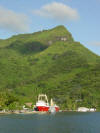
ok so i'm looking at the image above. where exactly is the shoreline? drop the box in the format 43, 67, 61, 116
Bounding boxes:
0, 109, 97, 115
0, 110, 48, 115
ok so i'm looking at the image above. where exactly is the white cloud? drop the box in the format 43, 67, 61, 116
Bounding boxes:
32, 2, 79, 22
0, 6, 30, 32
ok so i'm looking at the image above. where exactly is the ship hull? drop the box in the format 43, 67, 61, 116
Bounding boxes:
37, 106, 59, 112
55, 107, 59, 112
37, 106, 49, 111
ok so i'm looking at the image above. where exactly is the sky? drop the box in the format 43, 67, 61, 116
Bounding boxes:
0, 0, 100, 55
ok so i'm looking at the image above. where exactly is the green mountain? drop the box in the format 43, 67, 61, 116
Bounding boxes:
0, 25, 100, 110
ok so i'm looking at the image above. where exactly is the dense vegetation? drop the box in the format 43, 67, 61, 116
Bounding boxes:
0, 25, 100, 110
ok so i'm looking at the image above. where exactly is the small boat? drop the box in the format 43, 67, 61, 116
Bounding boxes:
49, 99, 59, 113
34, 94, 59, 112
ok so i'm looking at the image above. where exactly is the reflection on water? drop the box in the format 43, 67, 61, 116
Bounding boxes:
0, 112, 100, 133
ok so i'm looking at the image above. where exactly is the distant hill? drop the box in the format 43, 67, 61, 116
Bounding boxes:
0, 25, 100, 110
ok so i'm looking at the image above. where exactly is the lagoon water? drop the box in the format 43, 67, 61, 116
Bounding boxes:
0, 112, 100, 133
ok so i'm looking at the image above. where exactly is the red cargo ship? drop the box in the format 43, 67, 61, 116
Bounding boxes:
34, 94, 59, 112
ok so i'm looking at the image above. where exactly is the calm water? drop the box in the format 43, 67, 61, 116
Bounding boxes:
0, 112, 100, 133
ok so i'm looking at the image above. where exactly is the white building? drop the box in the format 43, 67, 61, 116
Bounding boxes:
77, 107, 96, 112
77, 107, 89, 112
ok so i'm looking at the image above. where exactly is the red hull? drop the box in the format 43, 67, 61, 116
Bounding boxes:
37, 106, 59, 112
37, 106, 49, 112
55, 107, 59, 112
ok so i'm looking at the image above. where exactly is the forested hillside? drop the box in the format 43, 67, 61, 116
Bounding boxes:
0, 25, 100, 110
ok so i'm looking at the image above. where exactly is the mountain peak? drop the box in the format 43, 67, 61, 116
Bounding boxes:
52, 25, 66, 30
47, 25, 74, 42
50, 25, 68, 32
